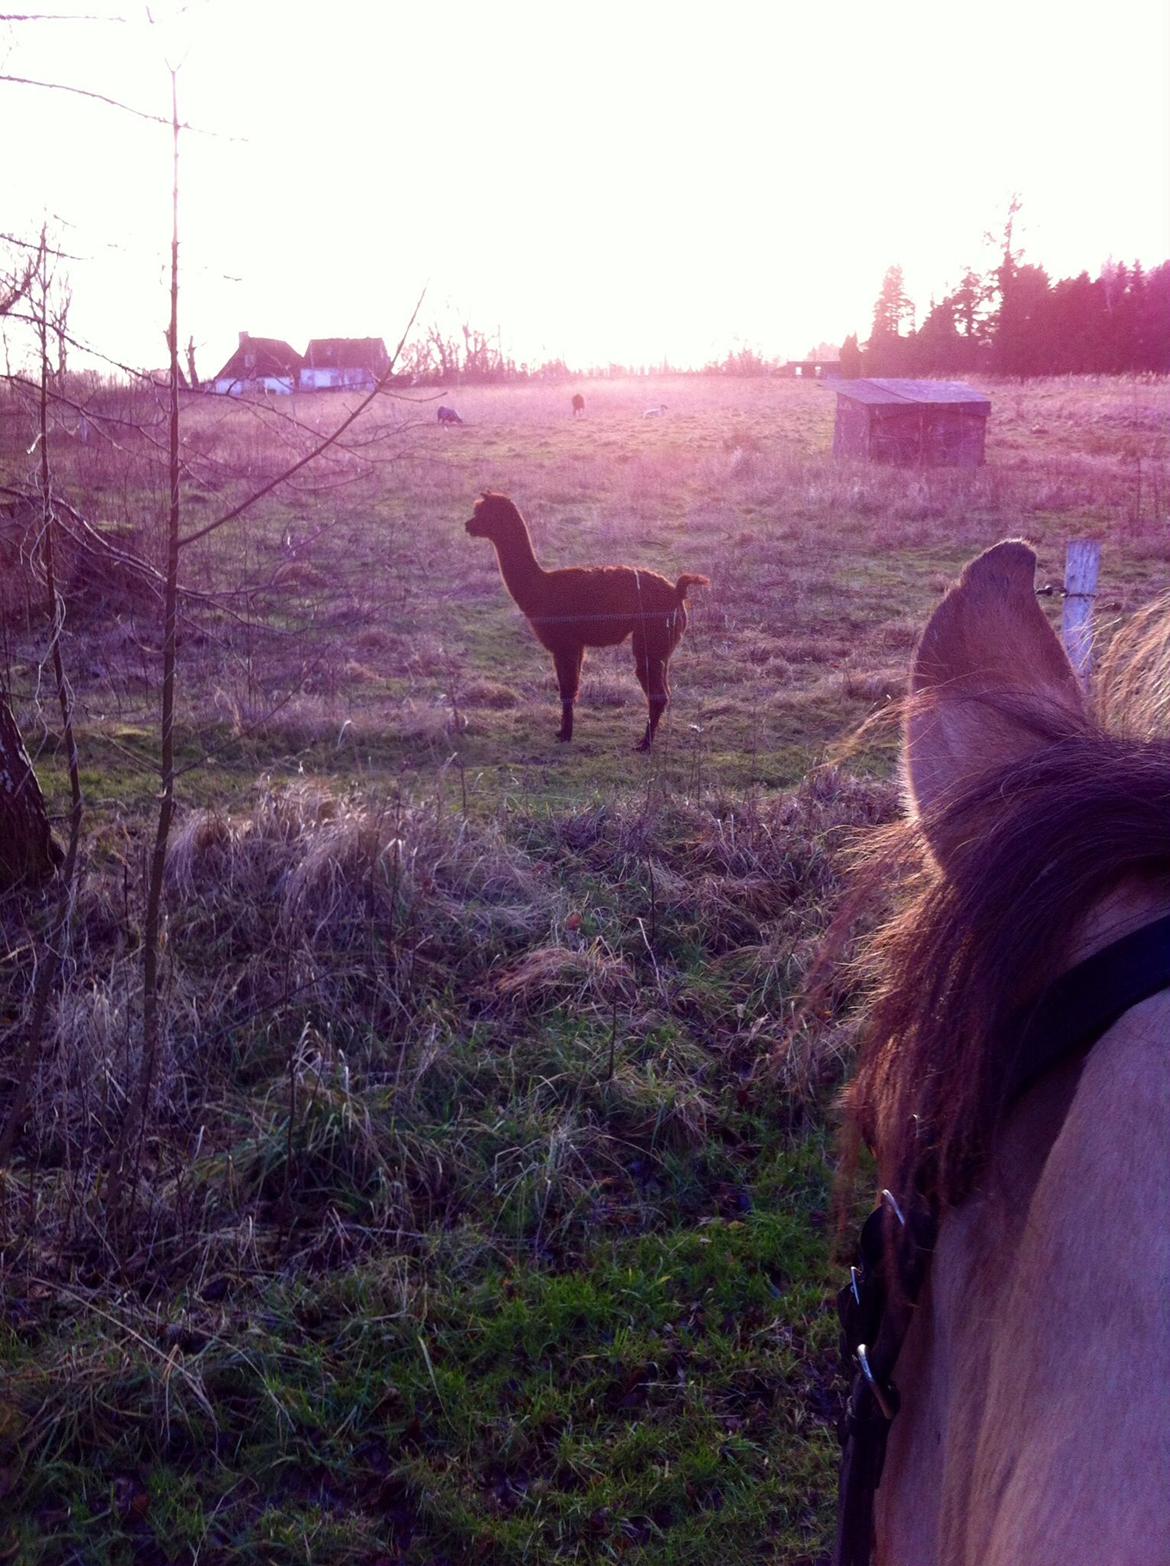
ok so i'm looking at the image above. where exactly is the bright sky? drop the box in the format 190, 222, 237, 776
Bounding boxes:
2, 0, 1168, 376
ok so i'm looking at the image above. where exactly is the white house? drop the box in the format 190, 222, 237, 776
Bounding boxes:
210, 332, 303, 396
299, 337, 391, 392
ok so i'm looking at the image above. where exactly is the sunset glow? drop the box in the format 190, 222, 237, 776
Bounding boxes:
2, 0, 1168, 376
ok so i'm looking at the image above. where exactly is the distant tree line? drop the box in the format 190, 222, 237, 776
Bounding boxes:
849, 251, 1170, 380
401, 321, 582, 385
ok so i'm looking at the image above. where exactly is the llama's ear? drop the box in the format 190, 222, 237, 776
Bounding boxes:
906, 540, 1086, 838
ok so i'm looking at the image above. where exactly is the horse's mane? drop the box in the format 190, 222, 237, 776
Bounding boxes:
839, 595, 1170, 1212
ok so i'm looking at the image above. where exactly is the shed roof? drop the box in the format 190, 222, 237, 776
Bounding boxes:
828, 378, 990, 412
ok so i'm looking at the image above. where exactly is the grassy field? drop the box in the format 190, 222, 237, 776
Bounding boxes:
1, 372, 1167, 1564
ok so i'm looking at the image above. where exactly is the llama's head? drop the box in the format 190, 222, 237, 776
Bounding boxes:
465, 491, 525, 540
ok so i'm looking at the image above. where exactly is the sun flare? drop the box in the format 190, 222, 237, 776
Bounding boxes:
0, 0, 1167, 374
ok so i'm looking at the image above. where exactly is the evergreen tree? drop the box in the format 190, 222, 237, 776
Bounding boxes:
858, 221, 1166, 380
989, 194, 1025, 301
1125, 262, 1148, 370
985, 193, 1024, 360
839, 333, 863, 378
1102, 260, 1142, 372
951, 266, 995, 354
870, 264, 914, 336
1046, 273, 1104, 373
993, 262, 1051, 376
867, 265, 914, 373
1140, 261, 1170, 372
912, 296, 963, 374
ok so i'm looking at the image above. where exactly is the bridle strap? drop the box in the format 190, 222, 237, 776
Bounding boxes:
1004, 910, 1170, 1108
834, 1194, 936, 1566
833, 908, 1170, 1566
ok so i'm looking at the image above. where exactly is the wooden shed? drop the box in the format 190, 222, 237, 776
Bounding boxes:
829, 378, 990, 466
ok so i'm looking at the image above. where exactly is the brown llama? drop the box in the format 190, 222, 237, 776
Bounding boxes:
464, 491, 708, 749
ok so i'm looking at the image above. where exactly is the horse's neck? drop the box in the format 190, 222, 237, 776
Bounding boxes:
492, 527, 546, 612
878, 980, 1170, 1566
877, 1059, 1078, 1564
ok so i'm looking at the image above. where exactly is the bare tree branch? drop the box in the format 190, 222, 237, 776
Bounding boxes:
4, 305, 197, 382
0, 231, 81, 259
0, 73, 239, 137
0, 71, 182, 124
0, 11, 126, 19
0, 232, 80, 1166
107, 66, 183, 1230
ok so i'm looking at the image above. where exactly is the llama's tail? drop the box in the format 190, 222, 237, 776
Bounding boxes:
674, 573, 710, 602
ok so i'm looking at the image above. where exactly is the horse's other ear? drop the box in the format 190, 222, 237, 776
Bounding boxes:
906, 539, 1086, 837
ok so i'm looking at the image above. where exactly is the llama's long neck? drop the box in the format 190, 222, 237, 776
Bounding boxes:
491, 520, 546, 614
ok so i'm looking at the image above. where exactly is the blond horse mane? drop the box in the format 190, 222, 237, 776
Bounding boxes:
840, 586, 1170, 1211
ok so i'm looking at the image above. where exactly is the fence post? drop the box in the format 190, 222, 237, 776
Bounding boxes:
1062, 539, 1100, 685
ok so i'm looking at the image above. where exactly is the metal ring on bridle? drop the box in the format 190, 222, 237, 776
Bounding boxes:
881, 1188, 907, 1227
856, 1344, 897, 1421
850, 1265, 863, 1306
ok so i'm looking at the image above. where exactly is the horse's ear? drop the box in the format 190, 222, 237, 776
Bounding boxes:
906, 540, 1086, 837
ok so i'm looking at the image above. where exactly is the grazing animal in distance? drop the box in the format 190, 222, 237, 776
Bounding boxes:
437, 405, 464, 426
830, 540, 1170, 1566
464, 491, 708, 749
643, 403, 667, 418
571, 393, 585, 417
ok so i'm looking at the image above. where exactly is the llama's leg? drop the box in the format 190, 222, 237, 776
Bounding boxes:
645, 656, 671, 747
553, 644, 584, 742
633, 636, 670, 751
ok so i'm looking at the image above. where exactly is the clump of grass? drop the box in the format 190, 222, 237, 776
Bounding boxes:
169, 780, 566, 1027
496, 942, 635, 1010
461, 677, 522, 708
1, 766, 891, 1291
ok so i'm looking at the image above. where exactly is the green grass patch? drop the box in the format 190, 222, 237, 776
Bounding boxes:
2, 1180, 839, 1566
